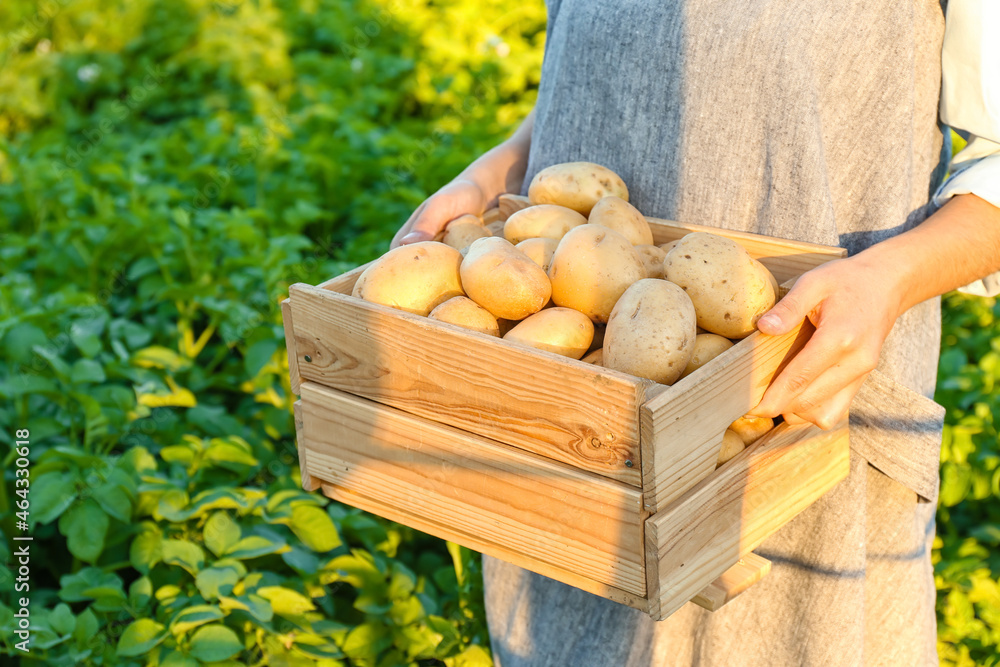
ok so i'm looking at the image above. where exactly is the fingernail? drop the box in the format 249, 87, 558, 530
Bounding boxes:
758, 314, 780, 331
400, 232, 429, 244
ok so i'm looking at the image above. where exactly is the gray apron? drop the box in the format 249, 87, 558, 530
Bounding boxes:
483, 1, 948, 664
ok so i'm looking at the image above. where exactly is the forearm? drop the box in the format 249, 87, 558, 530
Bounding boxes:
457, 109, 534, 204
856, 193, 1000, 317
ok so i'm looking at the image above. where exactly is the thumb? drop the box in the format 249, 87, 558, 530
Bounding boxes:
756, 275, 824, 335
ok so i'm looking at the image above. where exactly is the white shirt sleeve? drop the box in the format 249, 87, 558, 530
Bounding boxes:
932, 0, 1000, 297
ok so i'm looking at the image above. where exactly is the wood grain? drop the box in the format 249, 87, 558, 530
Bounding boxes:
289, 282, 649, 485
293, 400, 320, 492
646, 218, 847, 286
281, 298, 301, 395
640, 321, 815, 513
298, 381, 647, 596
689, 552, 771, 611
645, 420, 850, 620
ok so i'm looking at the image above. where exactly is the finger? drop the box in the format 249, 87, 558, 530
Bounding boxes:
783, 413, 809, 425
784, 375, 865, 430
756, 273, 827, 336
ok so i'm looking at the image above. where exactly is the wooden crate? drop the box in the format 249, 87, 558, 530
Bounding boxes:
283, 217, 851, 620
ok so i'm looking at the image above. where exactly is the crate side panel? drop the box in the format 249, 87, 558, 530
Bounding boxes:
645, 420, 849, 621
640, 322, 814, 513
289, 283, 645, 486
298, 381, 647, 596
281, 299, 301, 395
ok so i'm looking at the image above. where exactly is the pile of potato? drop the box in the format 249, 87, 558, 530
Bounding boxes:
352, 162, 782, 464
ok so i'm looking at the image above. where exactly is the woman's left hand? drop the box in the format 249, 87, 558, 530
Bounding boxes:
747, 254, 907, 429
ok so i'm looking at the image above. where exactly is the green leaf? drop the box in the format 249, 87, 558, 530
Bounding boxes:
224, 535, 287, 559
195, 565, 242, 600
188, 624, 243, 662
219, 594, 273, 623
130, 530, 163, 574
203, 437, 258, 471
93, 481, 133, 523
129, 576, 153, 610
59, 568, 123, 603
3, 322, 47, 360
204, 512, 241, 557
162, 539, 206, 575
49, 603, 76, 636
256, 586, 315, 616
170, 605, 226, 636
289, 505, 342, 553
71, 358, 107, 383
31, 472, 78, 525
58, 499, 109, 564
116, 618, 167, 657
244, 339, 278, 378
292, 632, 344, 660
445, 644, 494, 667
73, 608, 99, 647
342, 622, 391, 661
157, 488, 190, 522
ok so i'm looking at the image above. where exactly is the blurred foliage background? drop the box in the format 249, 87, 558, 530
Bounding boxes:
0, 0, 996, 665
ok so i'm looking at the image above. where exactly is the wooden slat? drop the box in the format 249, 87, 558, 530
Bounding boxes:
289, 282, 649, 485
293, 401, 320, 492
281, 299, 301, 395
689, 552, 771, 611
298, 381, 647, 596
644, 420, 850, 620
646, 218, 847, 286
640, 321, 814, 513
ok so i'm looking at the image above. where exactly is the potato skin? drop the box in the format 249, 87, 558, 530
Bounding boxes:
515, 237, 560, 273
548, 224, 646, 324
717, 429, 746, 466
633, 244, 667, 279
528, 162, 629, 215
603, 279, 697, 385
503, 205, 587, 245
664, 232, 776, 338
460, 237, 551, 320
503, 307, 595, 359
678, 333, 735, 380
429, 296, 500, 337
443, 218, 491, 254
588, 196, 654, 246
728, 416, 774, 445
352, 241, 464, 316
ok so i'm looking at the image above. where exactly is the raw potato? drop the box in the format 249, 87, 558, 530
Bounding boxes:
664, 232, 776, 338
588, 196, 654, 245
729, 416, 774, 446
429, 296, 500, 337
633, 244, 667, 279
717, 429, 746, 467
603, 279, 697, 385
504, 205, 587, 245
352, 241, 464, 316
678, 333, 735, 380
757, 258, 780, 298
503, 307, 595, 359
528, 162, 629, 215
460, 237, 552, 320
548, 224, 646, 323
443, 217, 491, 254
516, 237, 560, 273
658, 239, 680, 253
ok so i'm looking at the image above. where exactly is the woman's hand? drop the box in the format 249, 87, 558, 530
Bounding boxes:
748, 254, 907, 429
391, 110, 535, 249
391, 178, 490, 247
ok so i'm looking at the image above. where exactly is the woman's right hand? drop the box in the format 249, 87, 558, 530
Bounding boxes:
391, 178, 490, 248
